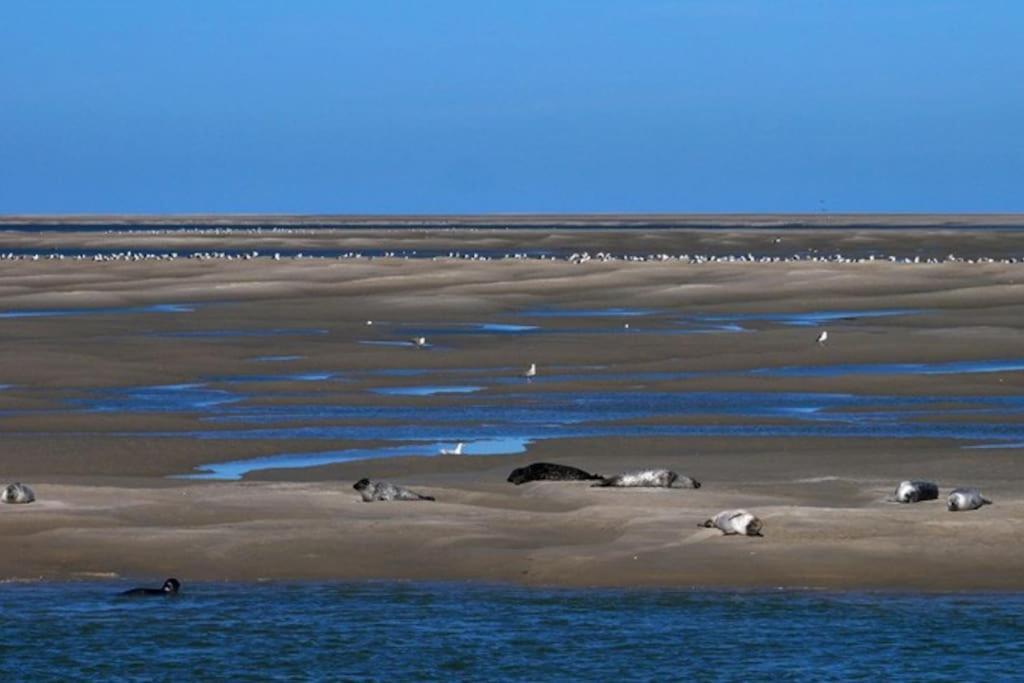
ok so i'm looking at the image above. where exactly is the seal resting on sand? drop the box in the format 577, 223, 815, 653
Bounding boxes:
120, 578, 181, 597
353, 478, 435, 502
506, 462, 603, 485
891, 480, 939, 503
699, 510, 763, 536
592, 469, 701, 489
947, 488, 991, 512
1, 482, 35, 504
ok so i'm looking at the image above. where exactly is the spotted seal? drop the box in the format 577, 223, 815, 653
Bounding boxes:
1, 482, 35, 504
592, 469, 701, 489
120, 578, 181, 597
891, 480, 939, 503
506, 462, 603, 485
947, 487, 991, 512
353, 478, 435, 502
699, 509, 763, 536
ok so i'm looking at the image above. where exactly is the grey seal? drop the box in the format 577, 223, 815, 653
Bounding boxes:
120, 578, 181, 597
891, 480, 939, 503
592, 469, 701, 489
1, 482, 35, 504
354, 478, 435, 502
507, 462, 603, 485
699, 509, 763, 536
947, 488, 991, 512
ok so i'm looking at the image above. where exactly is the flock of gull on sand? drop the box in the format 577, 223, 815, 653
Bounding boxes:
0, 249, 1020, 264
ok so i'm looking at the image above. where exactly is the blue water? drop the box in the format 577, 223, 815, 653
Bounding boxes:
187, 437, 529, 479
79, 385, 1024, 479
687, 308, 921, 328
1, 583, 1021, 680
399, 322, 541, 335
372, 385, 483, 396
62, 374, 1024, 476
359, 340, 427, 348
80, 384, 240, 413
754, 358, 1024, 378
208, 372, 338, 383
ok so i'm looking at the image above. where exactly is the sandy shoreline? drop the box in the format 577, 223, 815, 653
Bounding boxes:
2, 228, 1024, 589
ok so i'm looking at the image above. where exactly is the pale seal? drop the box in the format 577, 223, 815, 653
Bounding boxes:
699, 509, 763, 536
592, 469, 701, 489
891, 480, 939, 503
1, 482, 35, 504
947, 487, 991, 512
353, 478, 435, 502
507, 462, 603, 485
120, 578, 180, 597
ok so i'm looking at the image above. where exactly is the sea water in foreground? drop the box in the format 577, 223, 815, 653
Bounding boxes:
1, 582, 1021, 680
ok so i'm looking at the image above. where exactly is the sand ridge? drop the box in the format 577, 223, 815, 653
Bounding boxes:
1, 230, 1024, 588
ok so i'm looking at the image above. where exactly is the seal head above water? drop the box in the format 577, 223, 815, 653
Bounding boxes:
506, 463, 603, 485
592, 469, 701, 489
699, 509, 763, 536
947, 487, 991, 512
891, 480, 939, 503
354, 478, 435, 502
1, 482, 35, 504
120, 578, 181, 597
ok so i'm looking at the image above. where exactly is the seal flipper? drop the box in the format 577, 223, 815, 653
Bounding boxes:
419, 494, 436, 501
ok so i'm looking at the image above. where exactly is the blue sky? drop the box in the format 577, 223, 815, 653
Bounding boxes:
1, 0, 1021, 213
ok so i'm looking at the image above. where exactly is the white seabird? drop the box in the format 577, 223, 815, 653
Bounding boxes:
440, 442, 464, 456
816, 330, 828, 345
524, 363, 537, 380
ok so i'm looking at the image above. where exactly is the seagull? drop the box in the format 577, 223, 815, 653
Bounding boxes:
440, 442, 464, 456
623, 323, 630, 330
524, 363, 537, 380
365, 320, 373, 326
411, 336, 428, 348
816, 330, 828, 345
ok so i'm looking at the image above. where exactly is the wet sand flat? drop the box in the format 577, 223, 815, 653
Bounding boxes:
2, 227, 1024, 589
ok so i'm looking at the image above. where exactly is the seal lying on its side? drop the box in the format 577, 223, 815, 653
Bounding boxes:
947, 488, 991, 512
1, 482, 35, 504
592, 469, 701, 489
120, 578, 181, 597
891, 480, 939, 503
354, 478, 435, 502
699, 510, 763, 536
507, 462, 603, 485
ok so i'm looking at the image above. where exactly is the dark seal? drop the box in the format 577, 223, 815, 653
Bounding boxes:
506, 463, 603, 485
120, 578, 181, 597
